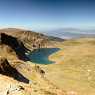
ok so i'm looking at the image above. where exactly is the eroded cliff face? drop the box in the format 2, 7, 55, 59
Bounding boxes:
0, 28, 51, 50
0, 33, 29, 61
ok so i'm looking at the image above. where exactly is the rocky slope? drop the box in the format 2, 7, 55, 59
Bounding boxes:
0, 29, 66, 95
0, 28, 62, 50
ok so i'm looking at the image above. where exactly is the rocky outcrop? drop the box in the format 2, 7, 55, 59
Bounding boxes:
0, 57, 29, 83
0, 74, 32, 95
0, 28, 50, 50
0, 33, 29, 61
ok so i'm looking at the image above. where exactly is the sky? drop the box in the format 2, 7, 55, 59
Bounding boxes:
0, 0, 63, 30
0, 0, 95, 31
63, 0, 95, 29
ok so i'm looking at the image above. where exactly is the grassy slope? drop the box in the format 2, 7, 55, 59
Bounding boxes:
39, 38, 95, 95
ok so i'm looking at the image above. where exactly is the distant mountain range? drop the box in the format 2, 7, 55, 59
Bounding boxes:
43, 28, 95, 39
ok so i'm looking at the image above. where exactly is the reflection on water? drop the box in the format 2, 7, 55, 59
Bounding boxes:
27, 48, 60, 64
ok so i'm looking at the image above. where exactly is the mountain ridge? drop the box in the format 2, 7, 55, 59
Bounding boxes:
0, 28, 64, 50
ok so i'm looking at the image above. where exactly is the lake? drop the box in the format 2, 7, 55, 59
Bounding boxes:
27, 48, 60, 64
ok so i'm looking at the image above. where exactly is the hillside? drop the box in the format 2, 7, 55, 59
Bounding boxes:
41, 38, 95, 95
0, 29, 66, 95
1, 28, 95, 95
14, 36, 95, 95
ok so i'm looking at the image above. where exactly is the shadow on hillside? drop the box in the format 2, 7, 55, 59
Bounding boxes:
0, 33, 30, 61
0, 58, 29, 83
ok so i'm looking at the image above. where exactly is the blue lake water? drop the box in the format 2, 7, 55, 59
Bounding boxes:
27, 48, 60, 64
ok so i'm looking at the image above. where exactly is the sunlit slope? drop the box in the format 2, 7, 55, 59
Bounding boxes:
41, 38, 95, 95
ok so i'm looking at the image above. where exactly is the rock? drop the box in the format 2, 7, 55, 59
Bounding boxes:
35, 65, 45, 78
0, 57, 29, 83
0, 33, 29, 61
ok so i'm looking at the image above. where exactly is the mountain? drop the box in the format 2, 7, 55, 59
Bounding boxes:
43, 28, 95, 39
1, 28, 95, 95
0, 28, 65, 95
0, 28, 64, 50
0, 28, 48, 50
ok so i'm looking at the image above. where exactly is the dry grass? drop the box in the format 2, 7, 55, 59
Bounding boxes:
40, 38, 95, 95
